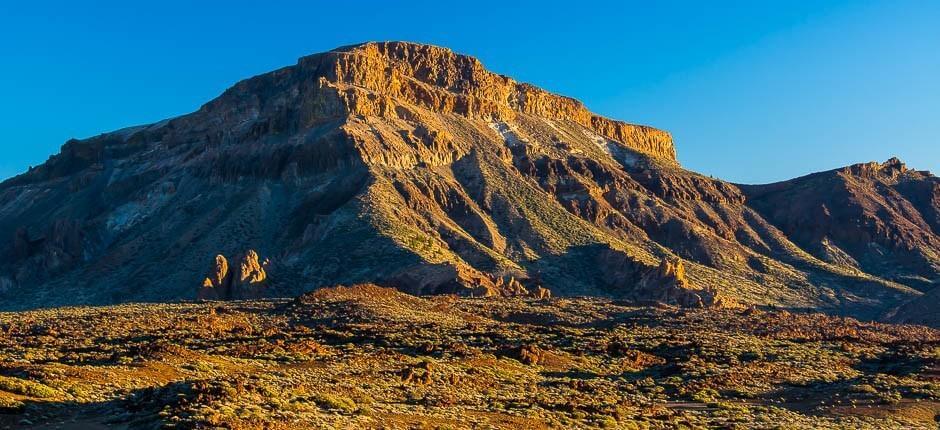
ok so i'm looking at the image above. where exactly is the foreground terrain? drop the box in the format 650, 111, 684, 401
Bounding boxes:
0, 285, 936, 429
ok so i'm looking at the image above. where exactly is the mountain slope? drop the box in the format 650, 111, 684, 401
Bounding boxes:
0, 42, 936, 320
884, 283, 940, 326
741, 158, 940, 290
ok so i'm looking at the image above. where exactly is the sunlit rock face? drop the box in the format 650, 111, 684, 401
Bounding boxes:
0, 42, 937, 323
199, 251, 268, 300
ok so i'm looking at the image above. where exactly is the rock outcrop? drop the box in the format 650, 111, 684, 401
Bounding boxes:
0, 42, 935, 323
236, 250, 267, 286
532, 286, 552, 299
633, 258, 732, 308
512, 344, 544, 366
202, 255, 230, 292
297, 42, 678, 161
198, 251, 268, 300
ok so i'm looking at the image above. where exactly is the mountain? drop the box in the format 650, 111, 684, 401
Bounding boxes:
0, 41, 937, 320
884, 285, 940, 326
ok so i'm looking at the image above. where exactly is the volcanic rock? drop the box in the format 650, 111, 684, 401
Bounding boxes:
634, 258, 727, 308
201, 255, 230, 290
0, 41, 935, 323
514, 344, 544, 366
198, 250, 268, 300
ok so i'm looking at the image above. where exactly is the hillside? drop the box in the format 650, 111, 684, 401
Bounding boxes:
0, 42, 937, 321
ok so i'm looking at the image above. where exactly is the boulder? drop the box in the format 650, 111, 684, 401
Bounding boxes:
532, 286, 552, 299
514, 344, 544, 366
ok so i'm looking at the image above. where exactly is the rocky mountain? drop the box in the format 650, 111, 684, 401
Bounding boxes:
0, 41, 937, 321
741, 158, 940, 290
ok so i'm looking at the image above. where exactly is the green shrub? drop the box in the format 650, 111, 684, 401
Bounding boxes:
691, 388, 720, 403
0, 376, 58, 398
850, 383, 877, 394
314, 393, 358, 414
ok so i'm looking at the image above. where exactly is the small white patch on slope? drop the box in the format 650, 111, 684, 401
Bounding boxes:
488, 122, 528, 147
580, 128, 639, 168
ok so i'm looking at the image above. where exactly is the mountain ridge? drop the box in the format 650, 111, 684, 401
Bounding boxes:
0, 41, 936, 324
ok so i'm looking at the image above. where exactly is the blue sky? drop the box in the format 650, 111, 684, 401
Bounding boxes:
1, 1, 937, 183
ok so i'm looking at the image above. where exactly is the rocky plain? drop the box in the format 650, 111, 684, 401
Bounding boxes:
0, 285, 937, 429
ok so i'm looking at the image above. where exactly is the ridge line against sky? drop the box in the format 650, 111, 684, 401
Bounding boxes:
0, 0, 937, 184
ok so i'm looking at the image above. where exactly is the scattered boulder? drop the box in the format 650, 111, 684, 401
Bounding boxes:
401, 361, 434, 385
285, 339, 324, 356
607, 341, 667, 368
606, 340, 630, 357
514, 344, 544, 366
496, 276, 528, 296
532, 286, 552, 299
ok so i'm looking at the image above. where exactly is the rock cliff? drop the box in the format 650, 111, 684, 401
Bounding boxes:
0, 42, 935, 323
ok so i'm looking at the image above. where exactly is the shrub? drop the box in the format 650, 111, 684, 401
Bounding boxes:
0, 396, 24, 412
691, 388, 720, 403
314, 393, 358, 414
0, 376, 58, 398
850, 384, 877, 394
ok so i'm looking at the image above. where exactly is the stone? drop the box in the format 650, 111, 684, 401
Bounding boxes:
532, 286, 552, 299
632, 257, 733, 308
515, 344, 543, 366
236, 250, 266, 286
198, 251, 268, 300
206, 255, 230, 289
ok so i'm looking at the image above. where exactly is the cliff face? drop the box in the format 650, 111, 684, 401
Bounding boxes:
310, 42, 676, 160
0, 42, 936, 323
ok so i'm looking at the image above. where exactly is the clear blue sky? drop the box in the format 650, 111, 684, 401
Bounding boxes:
1, 1, 937, 184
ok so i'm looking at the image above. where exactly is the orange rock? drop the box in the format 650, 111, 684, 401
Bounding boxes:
516, 344, 543, 366
199, 250, 268, 300
237, 250, 266, 285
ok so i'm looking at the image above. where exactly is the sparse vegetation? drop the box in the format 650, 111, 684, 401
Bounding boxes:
0, 286, 936, 429
0, 376, 58, 399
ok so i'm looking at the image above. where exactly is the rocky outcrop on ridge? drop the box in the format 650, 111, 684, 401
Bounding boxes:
633, 258, 732, 308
